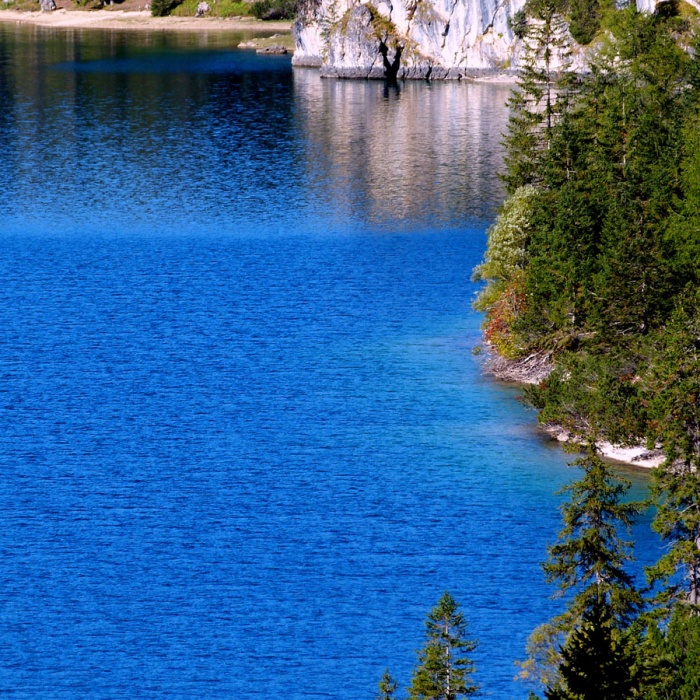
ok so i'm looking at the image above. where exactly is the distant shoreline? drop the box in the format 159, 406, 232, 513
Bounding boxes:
0, 8, 292, 33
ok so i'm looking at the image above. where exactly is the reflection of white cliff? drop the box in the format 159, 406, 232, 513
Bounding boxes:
293, 0, 657, 79
292, 67, 510, 226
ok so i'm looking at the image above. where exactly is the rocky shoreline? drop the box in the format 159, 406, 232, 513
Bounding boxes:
482, 348, 666, 470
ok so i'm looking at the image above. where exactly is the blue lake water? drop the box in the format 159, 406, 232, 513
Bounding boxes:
0, 25, 661, 698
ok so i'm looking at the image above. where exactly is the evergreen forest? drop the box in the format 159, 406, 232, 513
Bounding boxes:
382, 1, 700, 698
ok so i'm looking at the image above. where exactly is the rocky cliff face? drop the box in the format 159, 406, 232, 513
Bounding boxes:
293, 0, 526, 78
292, 0, 654, 79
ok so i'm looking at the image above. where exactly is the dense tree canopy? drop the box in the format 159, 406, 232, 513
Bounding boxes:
386, 3, 700, 697
475, 2, 700, 697
477, 0, 700, 607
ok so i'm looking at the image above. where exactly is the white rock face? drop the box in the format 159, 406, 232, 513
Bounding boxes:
293, 0, 526, 77
293, 0, 657, 79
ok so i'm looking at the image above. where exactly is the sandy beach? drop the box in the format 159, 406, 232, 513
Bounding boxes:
0, 8, 292, 32
543, 424, 666, 470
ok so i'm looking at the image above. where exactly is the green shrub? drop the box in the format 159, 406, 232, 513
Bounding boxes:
250, 0, 296, 20
151, 0, 182, 17
215, 1, 251, 17
171, 0, 252, 16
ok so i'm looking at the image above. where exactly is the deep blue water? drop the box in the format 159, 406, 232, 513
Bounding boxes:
0, 25, 660, 699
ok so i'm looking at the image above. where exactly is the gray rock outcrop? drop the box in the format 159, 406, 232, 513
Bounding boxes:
39, 0, 56, 11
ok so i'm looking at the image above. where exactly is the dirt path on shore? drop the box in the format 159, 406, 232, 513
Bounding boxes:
0, 8, 292, 32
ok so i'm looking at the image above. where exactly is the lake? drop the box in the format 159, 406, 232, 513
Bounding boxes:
0, 24, 660, 699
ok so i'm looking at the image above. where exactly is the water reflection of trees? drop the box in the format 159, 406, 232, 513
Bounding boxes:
293, 68, 511, 229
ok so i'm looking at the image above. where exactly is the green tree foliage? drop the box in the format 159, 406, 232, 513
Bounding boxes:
509, 8, 528, 39
377, 669, 399, 700
483, 3, 700, 696
567, 0, 606, 45
646, 290, 700, 607
640, 607, 700, 699
472, 184, 538, 357
518, 619, 568, 689
521, 448, 641, 691
502, 0, 573, 193
473, 184, 537, 308
508, 5, 691, 355
543, 447, 642, 620
151, 0, 181, 16
545, 599, 640, 700
485, 4, 698, 453
408, 592, 478, 700
250, 0, 297, 19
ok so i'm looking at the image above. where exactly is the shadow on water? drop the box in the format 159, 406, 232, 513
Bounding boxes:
50, 51, 293, 74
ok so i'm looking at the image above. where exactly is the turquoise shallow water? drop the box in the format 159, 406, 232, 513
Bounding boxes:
0, 25, 659, 698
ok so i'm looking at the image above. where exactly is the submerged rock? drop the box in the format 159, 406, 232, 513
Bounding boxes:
256, 45, 289, 54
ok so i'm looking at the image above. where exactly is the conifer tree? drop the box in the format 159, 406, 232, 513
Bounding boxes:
502, 0, 573, 193
640, 607, 700, 699
543, 446, 642, 619
544, 599, 639, 700
647, 291, 700, 608
377, 669, 399, 700
522, 447, 642, 690
408, 592, 478, 700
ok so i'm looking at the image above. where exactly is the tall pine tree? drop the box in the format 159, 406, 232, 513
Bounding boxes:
545, 599, 639, 700
647, 290, 700, 608
502, 0, 573, 193
543, 446, 642, 619
408, 592, 478, 700
522, 446, 642, 691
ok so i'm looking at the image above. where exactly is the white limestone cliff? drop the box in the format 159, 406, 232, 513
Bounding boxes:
292, 0, 657, 79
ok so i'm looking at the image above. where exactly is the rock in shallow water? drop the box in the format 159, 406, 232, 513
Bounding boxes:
256, 45, 289, 54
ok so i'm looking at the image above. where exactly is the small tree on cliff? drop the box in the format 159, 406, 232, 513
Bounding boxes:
408, 592, 478, 700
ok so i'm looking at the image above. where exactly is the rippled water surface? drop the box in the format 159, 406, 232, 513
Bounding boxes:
0, 25, 659, 699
